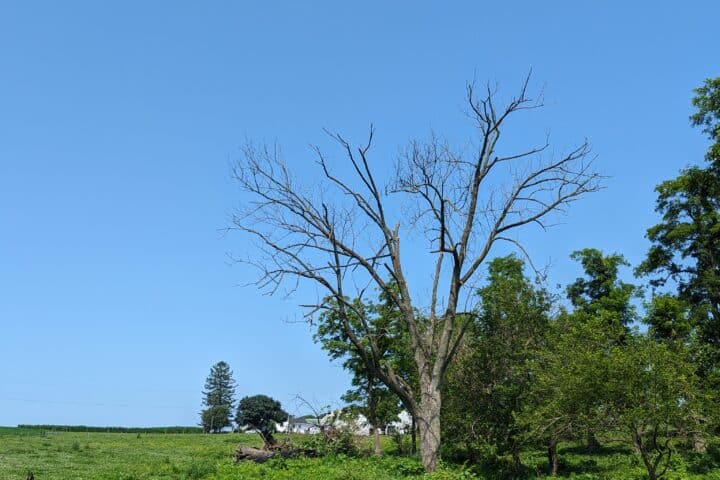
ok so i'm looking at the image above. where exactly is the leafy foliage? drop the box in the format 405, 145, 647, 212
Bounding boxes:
518, 249, 642, 474
635, 164, 720, 348
644, 294, 693, 342
636, 77, 720, 437
443, 255, 552, 469
520, 315, 617, 455
603, 335, 698, 480
201, 406, 232, 436
691, 76, 720, 163
637, 77, 720, 346
567, 248, 638, 330
520, 314, 700, 479
235, 394, 287, 446
314, 286, 413, 444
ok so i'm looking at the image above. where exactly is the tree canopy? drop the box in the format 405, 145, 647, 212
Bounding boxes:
443, 255, 552, 472
235, 395, 287, 447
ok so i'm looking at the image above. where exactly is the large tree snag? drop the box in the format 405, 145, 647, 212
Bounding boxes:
231, 73, 601, 471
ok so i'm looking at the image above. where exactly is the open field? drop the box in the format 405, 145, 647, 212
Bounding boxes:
1, 427, 719, 479
0, 428, 440, 480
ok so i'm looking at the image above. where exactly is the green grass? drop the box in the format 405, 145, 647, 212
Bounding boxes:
0, 429, 256, 480
0, 428, 717, 479
0, 429, 468, 479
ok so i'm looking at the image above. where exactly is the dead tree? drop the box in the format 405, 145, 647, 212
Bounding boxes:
231, 74, 601, 471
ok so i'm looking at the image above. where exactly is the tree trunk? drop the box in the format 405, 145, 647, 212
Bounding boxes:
417, 383, 442, 472
260, 429, 276, 449
547, 439, 559, 476
411, 415, 417, 455
586, 431, 601, 452
512, 449, 523, 476
632, 428, 658, 480
373, 427, 382, 456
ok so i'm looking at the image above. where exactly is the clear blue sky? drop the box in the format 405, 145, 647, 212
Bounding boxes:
0, 1, 717, 426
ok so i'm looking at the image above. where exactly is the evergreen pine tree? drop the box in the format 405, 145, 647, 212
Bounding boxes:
200, 361, 236, 433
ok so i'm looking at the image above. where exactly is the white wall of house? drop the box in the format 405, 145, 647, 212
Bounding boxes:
274, 410, 413, 436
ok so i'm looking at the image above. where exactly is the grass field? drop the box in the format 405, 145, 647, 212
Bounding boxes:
1, 427, 718, 479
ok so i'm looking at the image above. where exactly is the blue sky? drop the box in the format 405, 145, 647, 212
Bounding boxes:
0, 1, 717, 426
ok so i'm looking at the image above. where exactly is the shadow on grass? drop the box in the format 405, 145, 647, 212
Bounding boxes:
686, 442, 720, 474
559, 443, 631, 456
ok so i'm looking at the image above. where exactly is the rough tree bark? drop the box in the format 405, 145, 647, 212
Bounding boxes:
417, 381, 442, 470
373, 427, 382, 456
231, 74, 600, 471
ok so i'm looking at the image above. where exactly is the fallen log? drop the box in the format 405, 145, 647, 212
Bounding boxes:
233, 445, 317, 463
234, 446, 275, 463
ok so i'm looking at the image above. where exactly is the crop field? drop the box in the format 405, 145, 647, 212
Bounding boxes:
0, 427, 719, 479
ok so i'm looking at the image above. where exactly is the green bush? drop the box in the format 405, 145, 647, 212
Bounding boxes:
299, 430, 359, 457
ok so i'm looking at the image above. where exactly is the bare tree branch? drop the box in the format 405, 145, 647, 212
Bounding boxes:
230, 75, 602, 471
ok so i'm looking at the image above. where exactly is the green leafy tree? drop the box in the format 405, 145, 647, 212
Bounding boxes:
443, 255, 552, 473
235, 394, 287, 447
519, 249, 638, 472
635, 164, 720, 349
691, 76, 720, 164
636, 77, 720, 440
521, 316, 698, 480
201, 405, 232, 435
644, 294, 692, 343
636, 76, 720, 348
603, 334, 698, 480
520, 314, 620, 475
200, 361, 236, 433
566, 248, 638, 450
567, 248, 638, 330
314, 287, 411, 455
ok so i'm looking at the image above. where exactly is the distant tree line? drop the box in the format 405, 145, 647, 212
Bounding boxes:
16, 425, 203, 434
